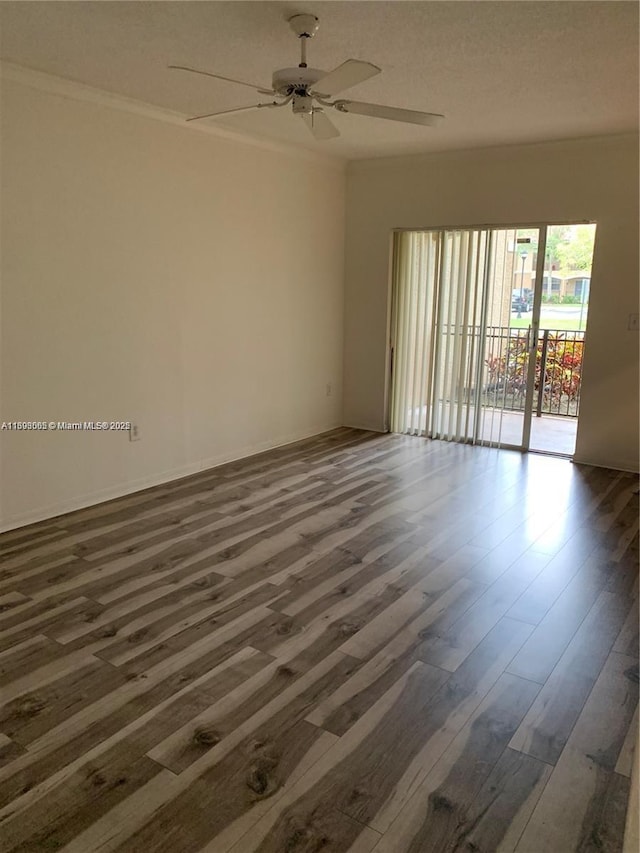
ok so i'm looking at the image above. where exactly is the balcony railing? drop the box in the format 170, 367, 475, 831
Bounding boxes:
483, 328, 585, 418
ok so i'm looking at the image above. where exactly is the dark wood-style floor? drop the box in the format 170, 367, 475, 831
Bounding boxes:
0, 428, 637, 852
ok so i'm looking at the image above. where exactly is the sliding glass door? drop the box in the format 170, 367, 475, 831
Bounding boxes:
390, 225, 547, 451
478, 227, 545, 449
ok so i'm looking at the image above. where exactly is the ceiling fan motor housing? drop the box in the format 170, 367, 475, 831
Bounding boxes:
272, 67, 325, 97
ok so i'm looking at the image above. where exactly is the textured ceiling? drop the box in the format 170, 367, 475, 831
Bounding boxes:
0, 1, 638, 160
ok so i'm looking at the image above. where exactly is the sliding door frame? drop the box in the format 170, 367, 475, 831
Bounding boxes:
521, 227, 547, 450
387, 219, 595, 451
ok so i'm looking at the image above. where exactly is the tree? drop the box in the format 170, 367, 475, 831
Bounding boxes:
555, 225, 595, 272
545, 226, 571, 268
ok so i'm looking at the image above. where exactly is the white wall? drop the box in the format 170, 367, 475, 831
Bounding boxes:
344, 134, 639, 472
0, 77, 346, 530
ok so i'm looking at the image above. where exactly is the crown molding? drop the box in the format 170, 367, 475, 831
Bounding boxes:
0, 61, 346, 172
347, 130, 640, 173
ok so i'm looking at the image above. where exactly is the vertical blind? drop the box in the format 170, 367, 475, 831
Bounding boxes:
430, 229, 493, 442
390, 228, 515, 444
389, 231, 439, 436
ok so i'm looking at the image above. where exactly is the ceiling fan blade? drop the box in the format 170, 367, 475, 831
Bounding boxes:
335, 99, 444, 126
301, 109, 340, 141
169, 65, 275, 95
311, 60, 381, 97
186, 102, 280, 122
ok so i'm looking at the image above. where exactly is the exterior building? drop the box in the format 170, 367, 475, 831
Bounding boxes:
542, 271, 591, 300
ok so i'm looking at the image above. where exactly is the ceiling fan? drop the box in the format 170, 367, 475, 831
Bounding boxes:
169, 13, 444, 140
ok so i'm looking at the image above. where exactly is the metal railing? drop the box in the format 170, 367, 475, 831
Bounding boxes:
484, 327, 585, 418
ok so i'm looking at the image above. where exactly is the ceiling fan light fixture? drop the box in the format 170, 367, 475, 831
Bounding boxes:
292, 94, 314, 116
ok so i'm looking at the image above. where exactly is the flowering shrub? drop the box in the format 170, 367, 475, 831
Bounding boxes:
537, 333, 584, 414
484, 330, 584, 416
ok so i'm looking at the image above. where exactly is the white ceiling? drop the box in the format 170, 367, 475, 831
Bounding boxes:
0, 1, 637, 160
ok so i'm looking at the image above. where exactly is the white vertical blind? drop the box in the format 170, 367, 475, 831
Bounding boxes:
430, 229, 494, 442
389, 231, 439, 435
391, 228, 503, 443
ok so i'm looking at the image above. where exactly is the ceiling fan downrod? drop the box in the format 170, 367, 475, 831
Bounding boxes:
288, 14, 319, 69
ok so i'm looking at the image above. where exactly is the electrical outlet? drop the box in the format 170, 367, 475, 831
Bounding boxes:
326, 383, 332, 397
628, 313, 639, 331
129, 423, 140, 442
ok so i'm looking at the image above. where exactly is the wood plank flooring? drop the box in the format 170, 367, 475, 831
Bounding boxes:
0, 428, 637, 852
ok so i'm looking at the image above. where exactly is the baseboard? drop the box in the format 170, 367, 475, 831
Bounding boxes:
0, 422, 342, 533
7, 427, 631, 533
342, 421, 387, 434
572, 456, 640, 474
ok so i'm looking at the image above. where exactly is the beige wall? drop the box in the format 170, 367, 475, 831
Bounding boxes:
344, 134, 639, 472
0, 78, 346, 530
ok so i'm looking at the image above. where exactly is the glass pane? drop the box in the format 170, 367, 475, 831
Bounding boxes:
529, 224, 596, 455
478, 227, 539, 448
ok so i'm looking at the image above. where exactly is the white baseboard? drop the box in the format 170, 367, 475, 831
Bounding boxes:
342, 421, 387, 434
572, 456, 639, 474
0, 422, 343, 533
6, 426, 632, 533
